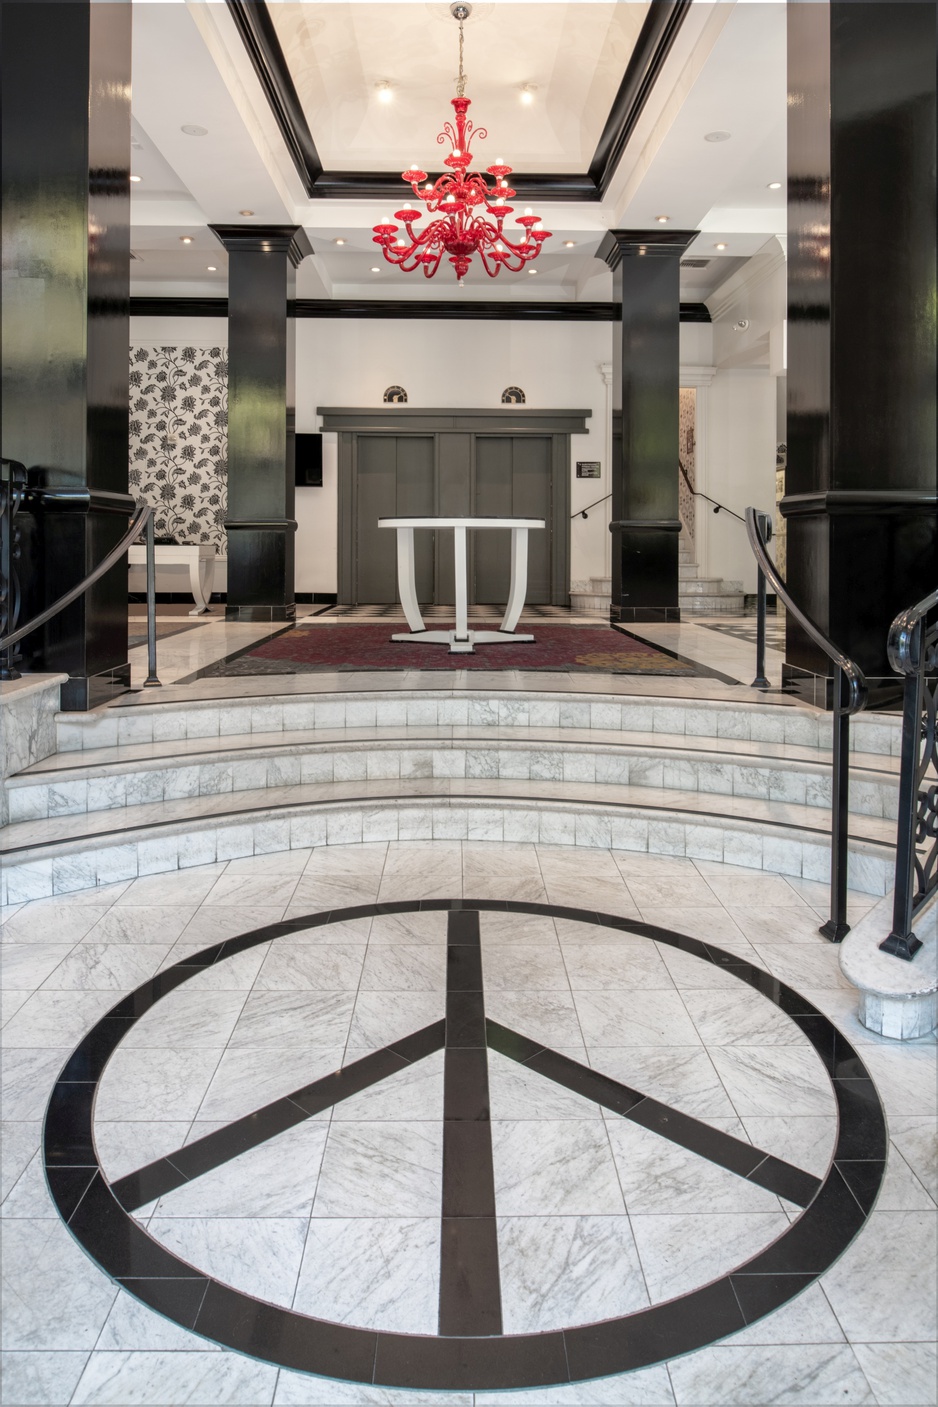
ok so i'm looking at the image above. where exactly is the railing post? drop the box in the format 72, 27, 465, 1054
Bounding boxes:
879, 619, 927, 960
142, 512, 161, 689
751, 561, 769, 689
820, 663, 851, 942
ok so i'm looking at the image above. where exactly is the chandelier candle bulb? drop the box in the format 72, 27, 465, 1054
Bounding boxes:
373, 3, 549, 279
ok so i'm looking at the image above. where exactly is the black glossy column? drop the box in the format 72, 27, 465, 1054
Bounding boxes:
1, 2, 133, 710
598, 230, 696, 623
210, 226, 312, 622
783, 1, 937, 706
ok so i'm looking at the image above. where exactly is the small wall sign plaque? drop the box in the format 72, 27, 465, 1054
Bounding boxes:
576, 461, 601, 479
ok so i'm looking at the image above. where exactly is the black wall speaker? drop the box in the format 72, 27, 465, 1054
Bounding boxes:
295, 432, 323, 487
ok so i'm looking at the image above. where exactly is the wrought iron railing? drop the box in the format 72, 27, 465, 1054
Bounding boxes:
0, 459, 29, 681
879, 588, 938, 961
746, 507, 869, 942
0, 488, 161, 690
571, 492, 612, 522
679, 460, 746, 524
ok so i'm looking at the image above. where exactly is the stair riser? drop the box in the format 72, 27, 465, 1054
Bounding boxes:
56, 694, 899, 753
7, 746, 899, 823
681, 579, 744, 594
0, 797, 894, 905
680, 596, 745, 613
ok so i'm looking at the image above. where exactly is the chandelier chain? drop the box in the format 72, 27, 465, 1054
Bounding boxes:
456, 19, 466, 98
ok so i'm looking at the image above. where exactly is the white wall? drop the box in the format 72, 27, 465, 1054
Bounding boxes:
701, 369, 777, 592
130, 313, 774, 597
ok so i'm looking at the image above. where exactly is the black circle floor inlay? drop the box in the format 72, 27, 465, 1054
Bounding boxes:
44, 899, 888, 1391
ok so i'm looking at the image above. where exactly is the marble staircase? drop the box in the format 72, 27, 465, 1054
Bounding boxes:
679, 539, 745, 615
1, 685, 902, 904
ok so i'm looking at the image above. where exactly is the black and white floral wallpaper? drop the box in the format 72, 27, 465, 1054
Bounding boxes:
129, 346, 228, 549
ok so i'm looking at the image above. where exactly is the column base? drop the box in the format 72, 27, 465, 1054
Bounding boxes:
60, 662, 131, 713
225, 605, 296, 623
610, 605, 681, 624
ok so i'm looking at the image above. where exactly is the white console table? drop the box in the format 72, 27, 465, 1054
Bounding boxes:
127, 544, 216, 615
378, 516, 545, 654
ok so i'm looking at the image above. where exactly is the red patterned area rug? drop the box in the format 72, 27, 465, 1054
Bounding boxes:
199, 623, 698, 676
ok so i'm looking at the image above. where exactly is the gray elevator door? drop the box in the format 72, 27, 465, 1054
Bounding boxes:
355, 435, 434, 603
473, 436, 552, 604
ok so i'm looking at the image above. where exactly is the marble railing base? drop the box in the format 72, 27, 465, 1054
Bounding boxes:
0, 675, 67, 825
840, 893, 938, 1040
0, 793, 894, 905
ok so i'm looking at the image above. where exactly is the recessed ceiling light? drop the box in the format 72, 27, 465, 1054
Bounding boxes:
375, 81, 393, 104
527, 267, 537, 275
563, 240, 576, 248
334, 238, 346, 246
655, 214, 670, 223
179, 235, 193, 244
207, 265, 217, 272
714, 242, 728, 250
239, 210, 254, 217
767, 181, 782, 190
180, 124, 208, 137
520, 84, 537, 106
704, 130, 731, 143
371, 267, 380, 273
130, 175, 141, 183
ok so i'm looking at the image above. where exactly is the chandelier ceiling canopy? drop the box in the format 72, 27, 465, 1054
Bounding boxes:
372, 4, 551, 282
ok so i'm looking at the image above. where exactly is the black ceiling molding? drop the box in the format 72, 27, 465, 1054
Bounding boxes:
225, 0, 692, 203
130, 297, 710, 323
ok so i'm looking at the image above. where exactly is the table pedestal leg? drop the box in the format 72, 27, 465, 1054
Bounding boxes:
453, 526, 470, 646
189, 558, 216, 615
396, 527, 426, 633
500, 527, 529, 634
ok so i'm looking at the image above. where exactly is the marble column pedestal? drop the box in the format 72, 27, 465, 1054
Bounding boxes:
840, 894, 938, 1040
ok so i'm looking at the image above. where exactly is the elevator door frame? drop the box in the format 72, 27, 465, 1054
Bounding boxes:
323, 407, 590, 607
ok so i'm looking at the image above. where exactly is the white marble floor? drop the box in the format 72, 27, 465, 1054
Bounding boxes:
2, 841, 935, 1406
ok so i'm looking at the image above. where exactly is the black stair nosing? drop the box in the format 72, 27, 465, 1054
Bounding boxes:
0, 787, 898, 860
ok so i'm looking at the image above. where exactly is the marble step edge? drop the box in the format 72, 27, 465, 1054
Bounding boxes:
0, 791, 895, 906
15, 722, 905, 783
4, 738, 901, 827
679, 578, 744, 594
52, 690, 902, 755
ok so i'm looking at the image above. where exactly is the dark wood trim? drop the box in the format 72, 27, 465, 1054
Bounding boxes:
780, 490, 938, 517
318, 407, 591, 434
224, 0, 691, 203
130, 298, 711, 323
209, 225, 313, 267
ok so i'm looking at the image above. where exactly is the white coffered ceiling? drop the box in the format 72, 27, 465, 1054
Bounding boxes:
128, 0, 787, 303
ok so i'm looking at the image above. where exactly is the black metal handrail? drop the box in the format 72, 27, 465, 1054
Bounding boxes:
571, 492, 612, 522
0, 495, 161, 689
879, 587, 938, 961
679, 461, 746, 524
746, 507, 868, 943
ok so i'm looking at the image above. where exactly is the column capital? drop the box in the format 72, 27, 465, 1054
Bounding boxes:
598, 229, 697, 270
209, 224, 313, 267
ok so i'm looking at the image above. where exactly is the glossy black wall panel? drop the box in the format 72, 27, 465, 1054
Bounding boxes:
1, 2, 132, 708
784, 1, 937, 695
598, 231, 695, 621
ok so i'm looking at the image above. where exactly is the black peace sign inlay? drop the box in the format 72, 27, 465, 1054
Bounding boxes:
44, 899, 887, 1392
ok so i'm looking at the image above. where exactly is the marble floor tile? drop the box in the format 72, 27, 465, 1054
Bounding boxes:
38, 943, 172, 991
0, 989, 122, 1049
481, 911, 561, 944
484, 989, 584, 1048
1, 1151, 60, 1220
1, 1048, 74, 1122
655, 944, 748, 989
202, 872, 300, 909
721, 1283, 846, 1347
0, 1350, 90, 1406
348, 990, 444, 1048
275, 1373, 472, 1406
1, 1216, 118, 1350
587, 1045, 744, 1123
114, 866, 227, 906
681, 988, 814, 1048
225, 848, 313, 875
574, 989, 701, 1047
474, 1364, 676, 1406
378, 843, 462, 900
613, 851, 700, 877
629, 1210, 789, 1302
748, 941, 854, 990
487, 1047, 602, 1121
561, 941, 673, 991
708, 1046, 836, 1118
497, 1213, 649, 1334
359, 943, 446, 992
94, 1287, 220, 1352
81, 905, 196, 945
121, 989, 247, 1049
636, 906, 751, 950
626, 875, 725, 910
886, 1116, 937, 1200
0, 989, 30, 1026
706, 875, 814, 907
819, 1209, 938, 1343
856, 1045, 938, 1117
366, 911, 446, 945
69, 1349, 278, 1405
227, 990, 354, 1050
543, 879, 641, 920
154, 1119, 329, 1219
195, 1044, 343, 1123
147, 1215, 308, 1308
1, 1120, 40, 1200
94, 1045, 223, 1123
255, 943, 365, 991
158, 942, 272, 990
666, 1343, 875, 1405
93, 1120, 193, 1181
335, 1049, 444, 1122
0, 943, 74, 989
0, 903, 110, 945
462, 843, 546, 902
293, 1216, 440, 1334
738, 1114, 837, 1179
482, 942, 568, 991
850, 1341, 938, 1406
491, 1119, 625, 1216
608, 1117, 781, 1214
874, 1142, 937, 1211
724, 905, 837, 945
311, 1121, 443, 1217
178, 905, 286, 945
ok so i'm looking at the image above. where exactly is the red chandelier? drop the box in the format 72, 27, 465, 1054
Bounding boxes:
372, 3, 551, 282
